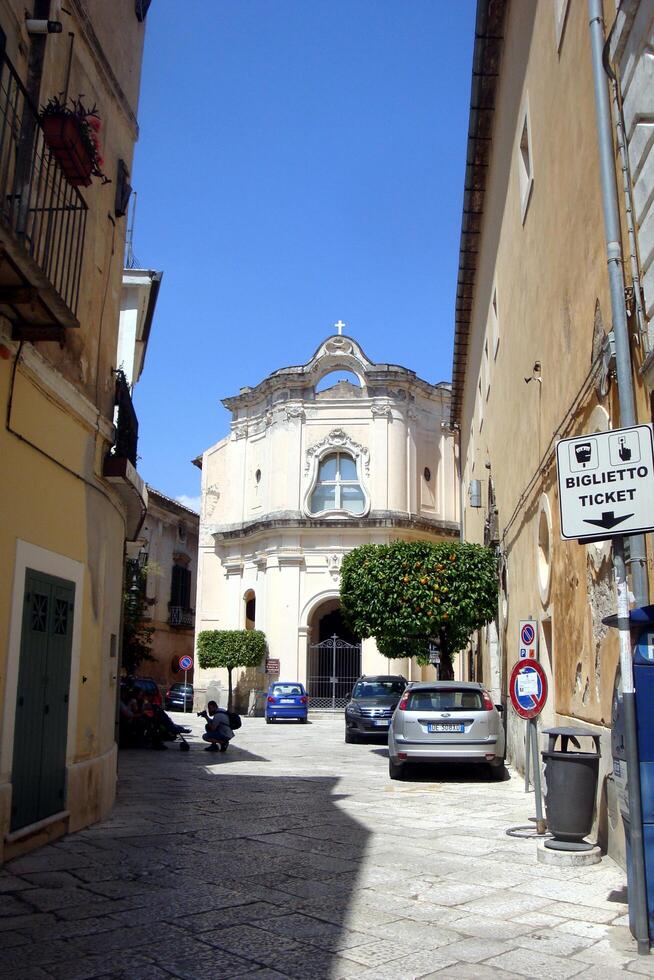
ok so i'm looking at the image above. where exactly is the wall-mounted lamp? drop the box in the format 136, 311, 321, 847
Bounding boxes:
25, 19, 63, 34
524, 361, 542, 384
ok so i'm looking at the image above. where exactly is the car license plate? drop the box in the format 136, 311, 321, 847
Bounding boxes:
280, 699, 294, 703
428, 723, 464, 733
374, 719, 389, 726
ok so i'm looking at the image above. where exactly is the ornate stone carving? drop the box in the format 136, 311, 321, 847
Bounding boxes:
285, 405, 305, 421
327, 553, 343, 579
371, 401, 392, 419
204, 484, 221, 519
232, 424, 248, 440
305, 428, 370, 475
324, 337, 353, 355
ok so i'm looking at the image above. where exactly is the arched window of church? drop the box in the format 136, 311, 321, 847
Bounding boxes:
309, 452, 365, 515
244, 590, 256, 630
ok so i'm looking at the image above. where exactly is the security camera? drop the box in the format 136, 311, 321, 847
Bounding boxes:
25, 19, 63, 34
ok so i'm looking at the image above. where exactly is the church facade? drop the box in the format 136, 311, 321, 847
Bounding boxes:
193, 333, 459, 711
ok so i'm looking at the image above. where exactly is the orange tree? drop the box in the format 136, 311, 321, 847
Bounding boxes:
196, 629, 266, 709
339, 541, 498, 678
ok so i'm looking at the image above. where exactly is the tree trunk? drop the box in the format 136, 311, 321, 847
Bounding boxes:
440, 653, 454, 681
227, 667, 233, 711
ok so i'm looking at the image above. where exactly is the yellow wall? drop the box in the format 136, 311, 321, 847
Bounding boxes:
0, 1, 147, 858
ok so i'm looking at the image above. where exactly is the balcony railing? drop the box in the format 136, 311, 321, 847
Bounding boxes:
0, 43, 87, 339
168, 606, 195, 629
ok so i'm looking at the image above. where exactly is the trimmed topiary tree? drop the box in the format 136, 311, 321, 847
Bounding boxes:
340, 541, 498, 678
196, 630, 267, 709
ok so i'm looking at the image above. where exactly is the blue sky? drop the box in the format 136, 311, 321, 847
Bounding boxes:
131, 0, 477, 510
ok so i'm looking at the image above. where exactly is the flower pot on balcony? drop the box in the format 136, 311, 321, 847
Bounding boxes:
42, 115, 93, 187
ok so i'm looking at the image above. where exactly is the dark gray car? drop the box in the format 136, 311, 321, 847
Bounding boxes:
344, 675, 407, 742
164, 682, 194, 712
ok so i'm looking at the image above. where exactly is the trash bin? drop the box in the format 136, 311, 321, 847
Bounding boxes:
541, 726, 601, 851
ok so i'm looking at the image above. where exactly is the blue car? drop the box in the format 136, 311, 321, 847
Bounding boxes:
265, 681, 308, 723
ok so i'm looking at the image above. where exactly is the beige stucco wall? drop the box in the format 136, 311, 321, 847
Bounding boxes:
456, 0, 653, 865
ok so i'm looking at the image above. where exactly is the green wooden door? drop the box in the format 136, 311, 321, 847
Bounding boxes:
11, 569, 75, 832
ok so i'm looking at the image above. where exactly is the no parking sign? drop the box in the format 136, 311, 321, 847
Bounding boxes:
518, 619, 538, 660
509, 660, 548, 719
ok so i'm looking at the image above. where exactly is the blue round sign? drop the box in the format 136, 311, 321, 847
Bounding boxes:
509, 661, 547, 719
521, 623, 535, 646
179, 655, 193, 671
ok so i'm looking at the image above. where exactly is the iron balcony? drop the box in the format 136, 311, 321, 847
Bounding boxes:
168, 606, 195, 630
0, 39, 87, 341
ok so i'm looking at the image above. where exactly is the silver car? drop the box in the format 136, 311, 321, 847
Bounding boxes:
388, 681, 506, 780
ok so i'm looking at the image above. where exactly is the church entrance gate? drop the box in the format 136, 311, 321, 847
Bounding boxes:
307, 634, 361, 710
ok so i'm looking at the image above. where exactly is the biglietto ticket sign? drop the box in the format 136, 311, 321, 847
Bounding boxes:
555, 424, 654, 540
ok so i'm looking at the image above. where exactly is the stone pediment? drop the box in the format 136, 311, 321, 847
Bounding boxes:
221, 332, 449, 413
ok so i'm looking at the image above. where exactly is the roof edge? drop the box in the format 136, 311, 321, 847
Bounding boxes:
450, 0, 509, 427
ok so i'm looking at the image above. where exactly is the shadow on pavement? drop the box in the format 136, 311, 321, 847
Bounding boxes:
384, 758, 511, 784
3, 751, 370, 980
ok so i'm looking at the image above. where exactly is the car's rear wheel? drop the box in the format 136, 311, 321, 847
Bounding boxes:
489, 760, 506, 781
300, 717, 308, 724
389, 758, 406, 780
266, 716, 273, 724
345, 728, 359, 744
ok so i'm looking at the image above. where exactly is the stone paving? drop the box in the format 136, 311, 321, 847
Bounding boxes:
1, 716, 652, 979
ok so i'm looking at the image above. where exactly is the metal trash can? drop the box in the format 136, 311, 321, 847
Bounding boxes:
541, 726, 601, 851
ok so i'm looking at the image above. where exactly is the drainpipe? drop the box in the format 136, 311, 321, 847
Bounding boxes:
588, 0, 647, 607
589, 0, 650, 955
602, 37, 649, 351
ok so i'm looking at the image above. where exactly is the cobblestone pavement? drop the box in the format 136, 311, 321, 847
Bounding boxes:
1, 716, 652, 979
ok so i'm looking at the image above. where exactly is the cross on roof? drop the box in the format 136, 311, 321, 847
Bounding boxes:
334, 319, 346, 336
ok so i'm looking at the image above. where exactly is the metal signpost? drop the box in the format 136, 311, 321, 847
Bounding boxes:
179, 654, 193, 700
509, 660, 548, 834
555, 424, 654, 541
556, 423, 651, 953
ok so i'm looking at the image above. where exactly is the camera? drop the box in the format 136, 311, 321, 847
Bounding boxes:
197, 710, 208, 718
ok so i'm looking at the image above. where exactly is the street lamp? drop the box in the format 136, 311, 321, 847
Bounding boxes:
126, 548, 148, 606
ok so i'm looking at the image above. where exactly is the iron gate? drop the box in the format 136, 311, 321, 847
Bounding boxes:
308, 634, 361, 710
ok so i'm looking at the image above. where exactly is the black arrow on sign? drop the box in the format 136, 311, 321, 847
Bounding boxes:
583, 511, 633, 530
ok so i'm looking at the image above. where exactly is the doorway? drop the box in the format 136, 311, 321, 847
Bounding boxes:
11, 569, 74, 831
307, 601, 361, 709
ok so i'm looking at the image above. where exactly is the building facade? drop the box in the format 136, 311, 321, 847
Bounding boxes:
452, 0, 654, 865
137, 488, 199, 691
194, 333, 459, 711
0, 0, 152, 860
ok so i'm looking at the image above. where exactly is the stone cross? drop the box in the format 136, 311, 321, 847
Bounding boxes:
334, 319, 346, 336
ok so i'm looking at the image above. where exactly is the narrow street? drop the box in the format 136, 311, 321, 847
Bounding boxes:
0, 717, 647, 980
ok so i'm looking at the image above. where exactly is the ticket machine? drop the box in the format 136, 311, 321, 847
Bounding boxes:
610, 604, 654, 940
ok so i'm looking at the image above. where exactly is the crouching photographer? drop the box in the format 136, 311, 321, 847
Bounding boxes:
198, 700, 236, 753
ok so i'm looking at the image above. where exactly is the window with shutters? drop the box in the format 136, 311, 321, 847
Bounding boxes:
168, 564, 194, 629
